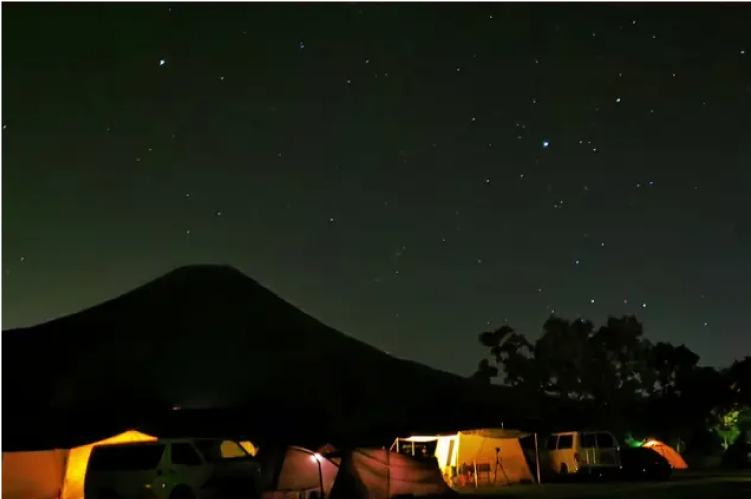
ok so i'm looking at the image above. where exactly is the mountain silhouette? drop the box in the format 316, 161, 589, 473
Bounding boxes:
3, 265, 531, 447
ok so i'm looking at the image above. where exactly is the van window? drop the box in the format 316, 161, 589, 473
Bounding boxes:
557, 435, 573, 449
171, 443, 203, 466
88, 444, 165, 471
546, 436, 557, 450
596, 433, 615, 448
581, 434, 596, 449
195, 440, 250, 462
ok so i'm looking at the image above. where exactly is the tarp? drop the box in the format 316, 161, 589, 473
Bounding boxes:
398, 429, 536, 487
259, 446, 339, 499
643, 440, 688, 469
2, 430, 156, 499
330, 449, 450, 499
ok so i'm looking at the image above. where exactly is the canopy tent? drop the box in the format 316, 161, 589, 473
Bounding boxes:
643, 440, 688, 469
394, 429, 537, 487
2, 430, 156, 499
329, 449, 450, 499
258, 445, 339, 499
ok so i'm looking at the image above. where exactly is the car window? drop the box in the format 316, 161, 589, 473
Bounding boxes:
194, 439, 250, 462
581, 433, 596, 448
171, 443, 203, 466
596, 433, 615, 448
546, 436, 557, 450
88, 444, 166, 471
557, 435, 573, 449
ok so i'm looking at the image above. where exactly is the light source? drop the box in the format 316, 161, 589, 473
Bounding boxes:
310, 453, 325, 499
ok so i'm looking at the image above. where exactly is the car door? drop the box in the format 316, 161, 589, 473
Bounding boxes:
169, 442, 211, 494
554, 434, 575, 473
580, 433, 597, 466
86, 442, 167, 499
541, 435, 557, 472
595, 433, 619, 466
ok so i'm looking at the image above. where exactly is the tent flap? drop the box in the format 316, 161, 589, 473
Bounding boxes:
330, 449, 450, 499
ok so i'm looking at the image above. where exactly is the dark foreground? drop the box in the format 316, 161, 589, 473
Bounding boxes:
461, 472, 751, 499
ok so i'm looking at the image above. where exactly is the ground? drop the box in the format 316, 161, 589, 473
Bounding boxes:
460, 471, 751, 499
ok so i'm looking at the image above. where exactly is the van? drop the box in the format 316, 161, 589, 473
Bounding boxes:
545, 431, 620, 476
84, 438, 262, 499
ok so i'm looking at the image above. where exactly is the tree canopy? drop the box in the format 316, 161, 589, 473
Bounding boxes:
474, 315, 750, 452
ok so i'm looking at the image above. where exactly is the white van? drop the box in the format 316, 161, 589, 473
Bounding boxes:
545, 431, 621, 476
84, 438, 262, 499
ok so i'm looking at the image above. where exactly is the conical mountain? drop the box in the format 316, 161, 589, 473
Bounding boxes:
4, 265, 522, 442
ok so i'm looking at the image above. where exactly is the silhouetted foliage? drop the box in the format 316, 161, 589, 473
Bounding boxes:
475, 315, 651, 405
475, 315, 750, 450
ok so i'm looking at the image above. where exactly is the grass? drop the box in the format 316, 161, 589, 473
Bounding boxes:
457, 472, 751, 499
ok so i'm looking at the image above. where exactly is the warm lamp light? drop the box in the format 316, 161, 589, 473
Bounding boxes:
310, 452, 325, 498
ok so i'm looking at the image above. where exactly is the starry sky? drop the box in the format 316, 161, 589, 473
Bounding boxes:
3, 3, 751, 375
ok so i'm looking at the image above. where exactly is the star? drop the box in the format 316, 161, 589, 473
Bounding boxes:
3, 4, 748, 384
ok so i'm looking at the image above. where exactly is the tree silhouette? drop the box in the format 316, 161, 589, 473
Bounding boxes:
475, 315, 653, 406
474, 315, 750, 447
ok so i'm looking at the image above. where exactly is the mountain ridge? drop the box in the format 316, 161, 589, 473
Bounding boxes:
3, 264, 532, 447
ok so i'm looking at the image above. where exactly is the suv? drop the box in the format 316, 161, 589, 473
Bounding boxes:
84, 438, 262, 499
545, 431, 621, 476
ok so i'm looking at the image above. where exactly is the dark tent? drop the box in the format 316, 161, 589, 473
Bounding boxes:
3, 265, 536, 449
330, 449, 451, 499
257, 445, 340, 499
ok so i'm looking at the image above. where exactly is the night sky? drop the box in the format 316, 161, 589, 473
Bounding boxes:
3, 3, 750, 375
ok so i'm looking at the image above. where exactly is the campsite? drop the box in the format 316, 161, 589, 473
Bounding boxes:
3, 266, 751, 499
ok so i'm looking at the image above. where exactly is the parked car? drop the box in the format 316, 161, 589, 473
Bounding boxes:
84, 438, 262, 499
619, 447, 672, 481
545, 431, 621, 478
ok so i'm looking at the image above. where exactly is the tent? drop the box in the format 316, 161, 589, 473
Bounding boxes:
329, 448, 450, 499
2, 430, 156, 499
259, 446, 340, 499
394, 429, 536, 487
643, 440, 688, 469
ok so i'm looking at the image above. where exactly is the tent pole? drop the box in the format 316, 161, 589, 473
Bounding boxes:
473, 460, 478, 488
534, 433, 542, 485
387, 449, 391, 498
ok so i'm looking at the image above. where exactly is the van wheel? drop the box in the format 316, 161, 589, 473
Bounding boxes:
560, 464, 569, 475
169, 486, 196, 499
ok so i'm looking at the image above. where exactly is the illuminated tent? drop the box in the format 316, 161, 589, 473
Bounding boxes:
394, 429, 536, 487
240, 441, 258, 456
1, 430, 156, 499
329, 449, 450, 499
259, 446, 340, 499
643, 440, 688, 469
